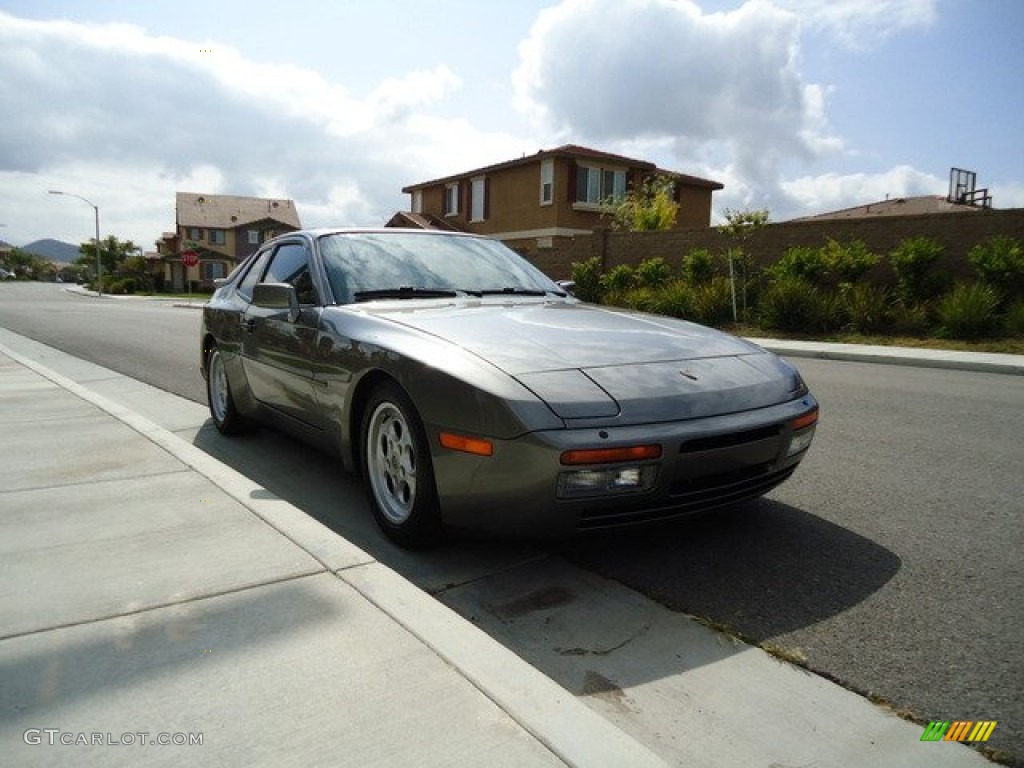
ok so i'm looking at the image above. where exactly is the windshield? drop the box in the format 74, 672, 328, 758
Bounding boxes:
317, 231, 565, 304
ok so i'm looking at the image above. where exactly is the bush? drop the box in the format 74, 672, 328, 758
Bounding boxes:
769, 246, 825, 285
617, 287, 657, 313
819, 238, 879, 285
682, 248, 716, 285
1004, 300, 1024, 336
601, 264, 636, 298
968, 235, 1024, 302
646, 281, 696, 319
889, 301, 932, 337
691, 276, 735, 326
106, 278, 137, 295
635, 257, 673, 289
842, 283, 892, 335
935, 283, 1001, 339
570, 257, 604, 303
889, 236, 947, 302
759, 275, 842, 333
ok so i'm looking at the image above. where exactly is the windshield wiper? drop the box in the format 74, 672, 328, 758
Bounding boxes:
353, 287, 458, 302
477, 287, 551, 297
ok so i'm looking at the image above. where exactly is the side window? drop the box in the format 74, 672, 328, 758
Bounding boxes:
237, 250, 272, 301
263, 242, 318, 305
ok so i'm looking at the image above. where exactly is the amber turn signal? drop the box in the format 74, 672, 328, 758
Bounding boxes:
791, 408, 819, 431
560, 444, 662, 466
439, 431, 494, 456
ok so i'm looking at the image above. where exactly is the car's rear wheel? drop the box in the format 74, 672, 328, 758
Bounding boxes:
361, 381, 441, 547
206, 344, 245, 435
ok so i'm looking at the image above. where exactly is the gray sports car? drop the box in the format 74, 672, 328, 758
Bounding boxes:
200, 228, 818, 547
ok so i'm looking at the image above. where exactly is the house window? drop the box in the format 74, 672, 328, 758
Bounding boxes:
540, 159, 554, 205
412, 190, 423, 214
188, 227, 203, 241
209, 229, 226, 245
444, 183, 459, 216
575, 166, 626, 205
470, 177, 486, 222
247, 229, 260, 245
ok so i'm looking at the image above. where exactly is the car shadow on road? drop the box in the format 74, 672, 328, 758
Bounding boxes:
191, 420, 901, 652
547, 498, 902, 644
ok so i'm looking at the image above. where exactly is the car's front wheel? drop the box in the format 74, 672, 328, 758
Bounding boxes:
361, 381, 441, 547
206, 344, 245, 435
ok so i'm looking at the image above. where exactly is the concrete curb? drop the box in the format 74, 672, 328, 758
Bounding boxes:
749, 337, 1024, 376
0, 340, 669, 768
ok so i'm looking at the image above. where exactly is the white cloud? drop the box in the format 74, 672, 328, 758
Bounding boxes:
779, 165, 945, 217
778, 0, 938, 50
514, 0, 842, 200
0, 12, 516, 245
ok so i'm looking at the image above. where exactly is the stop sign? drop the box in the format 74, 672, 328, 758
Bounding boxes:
182, 250, 199, 267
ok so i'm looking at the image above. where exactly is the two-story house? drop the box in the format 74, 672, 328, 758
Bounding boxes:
158, 192, 301, 292
395, 144, 723, 255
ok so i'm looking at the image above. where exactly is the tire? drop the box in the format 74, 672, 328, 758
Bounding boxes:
360, 381, 442, 548
206, 344, 246, 435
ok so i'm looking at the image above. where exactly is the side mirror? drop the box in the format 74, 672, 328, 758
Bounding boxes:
556, 279, 576, 297
252, 282, 300, 322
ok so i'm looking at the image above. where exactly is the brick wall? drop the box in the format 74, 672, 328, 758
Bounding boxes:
525, 207, 1024, 284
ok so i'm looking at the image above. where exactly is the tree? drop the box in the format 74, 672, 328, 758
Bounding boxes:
1, 248, 54, 280
76, 235, 139, 279
719, 208, 769, 322
603, 176, 679, 232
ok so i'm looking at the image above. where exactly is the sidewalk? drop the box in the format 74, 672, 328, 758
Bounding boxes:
0, 329, 1002, 767
0, 342, 664, 767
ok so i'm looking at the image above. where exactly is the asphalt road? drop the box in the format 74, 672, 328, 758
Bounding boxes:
2, 282, 1021, 763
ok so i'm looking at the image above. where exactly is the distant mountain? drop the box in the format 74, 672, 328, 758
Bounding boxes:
21, 239, 81, 264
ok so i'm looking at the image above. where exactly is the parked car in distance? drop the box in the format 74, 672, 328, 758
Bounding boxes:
200, 229, 818, 547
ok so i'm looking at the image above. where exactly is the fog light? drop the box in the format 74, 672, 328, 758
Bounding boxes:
786, 427, 815, 457
610, 467, 642, 489
557, 465, 658, 498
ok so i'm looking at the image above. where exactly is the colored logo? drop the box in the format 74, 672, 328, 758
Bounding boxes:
921, 721, 997, 743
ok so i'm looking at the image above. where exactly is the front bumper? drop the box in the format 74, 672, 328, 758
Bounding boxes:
429, 394, 818, 537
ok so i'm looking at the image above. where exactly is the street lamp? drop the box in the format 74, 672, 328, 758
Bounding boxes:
48, 190, 102, 296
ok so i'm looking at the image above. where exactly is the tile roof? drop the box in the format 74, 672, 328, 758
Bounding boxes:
791, 195, 985, 221
402, 144, 722, 191
176, 192, 301, 229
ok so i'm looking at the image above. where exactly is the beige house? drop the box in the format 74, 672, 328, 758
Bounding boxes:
395, 144, 722, 255
158, 193, 301, 292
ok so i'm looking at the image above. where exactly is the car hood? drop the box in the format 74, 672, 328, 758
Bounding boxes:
365, 300, 803, 423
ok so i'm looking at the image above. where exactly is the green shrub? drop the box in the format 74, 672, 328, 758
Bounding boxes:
935, 283, 1001, 339
768, 246, 826, 285
968, 235, 1024, 302
600, 264, 636, 302
647, 281, 696, 319
889, 301, 932, 337
635, 257, 673, 289
618, 287, 657, 312
108, 278, 137, 295
691, 276, 734, 326
819, 238, 879, 285
843, 283, 892, 335
759, 275, 841, 333
1004, 300, 1024, 336
570, 257, 604, 303
682, 248, 716, 285
889, 236, 947, 302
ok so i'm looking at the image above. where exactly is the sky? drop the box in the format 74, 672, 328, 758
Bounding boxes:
1, 0, 1022, 249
